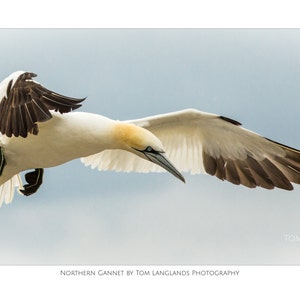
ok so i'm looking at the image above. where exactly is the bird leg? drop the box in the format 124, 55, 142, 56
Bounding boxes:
0, 147, 7, 176
20, 168, 44, 196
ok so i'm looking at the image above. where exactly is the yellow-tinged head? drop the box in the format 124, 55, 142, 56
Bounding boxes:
113, 122, 185, 183
114, 122, 164, 152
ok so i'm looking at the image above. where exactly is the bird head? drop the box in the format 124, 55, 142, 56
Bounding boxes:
114, 123, 185, 183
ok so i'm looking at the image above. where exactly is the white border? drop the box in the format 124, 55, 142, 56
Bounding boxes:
0, 0, 300, 28
0, 265, 299, 298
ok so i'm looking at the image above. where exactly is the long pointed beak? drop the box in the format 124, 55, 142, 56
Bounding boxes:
144, 151, 185, 183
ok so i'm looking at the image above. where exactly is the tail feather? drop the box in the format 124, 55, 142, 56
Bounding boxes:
0, 174, 23, 207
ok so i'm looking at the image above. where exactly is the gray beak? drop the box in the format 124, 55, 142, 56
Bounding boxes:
143, 151, 185, 183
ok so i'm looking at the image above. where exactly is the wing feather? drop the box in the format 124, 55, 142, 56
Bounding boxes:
0, 72, 85, 137
0, 174, 23, 207
82, 108, 300, 190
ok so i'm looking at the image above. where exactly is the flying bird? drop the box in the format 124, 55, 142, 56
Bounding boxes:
0, 71, 299, 207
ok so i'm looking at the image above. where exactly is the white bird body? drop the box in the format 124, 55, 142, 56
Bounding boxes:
0, 71, 299, 207
0, 112, 115, 183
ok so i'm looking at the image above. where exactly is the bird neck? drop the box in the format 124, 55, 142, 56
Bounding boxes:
55, 112, 119, 154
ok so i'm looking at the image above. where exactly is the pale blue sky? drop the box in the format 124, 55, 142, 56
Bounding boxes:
0, 29, 299, 264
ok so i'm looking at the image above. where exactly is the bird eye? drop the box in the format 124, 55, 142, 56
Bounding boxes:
146, 146, 153, 152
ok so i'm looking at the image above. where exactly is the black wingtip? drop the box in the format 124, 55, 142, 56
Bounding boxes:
219, 116, 242, 126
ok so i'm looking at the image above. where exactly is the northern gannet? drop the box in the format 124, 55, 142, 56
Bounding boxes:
0, 71, 299, 207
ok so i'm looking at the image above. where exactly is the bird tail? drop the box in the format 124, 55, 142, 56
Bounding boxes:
0, 174, 23, 207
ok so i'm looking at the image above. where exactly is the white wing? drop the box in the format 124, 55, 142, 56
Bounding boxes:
0, 174, 23, 207
82, 109, 300, 190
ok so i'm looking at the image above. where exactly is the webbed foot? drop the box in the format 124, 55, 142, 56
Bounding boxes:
20, 168, 44, 196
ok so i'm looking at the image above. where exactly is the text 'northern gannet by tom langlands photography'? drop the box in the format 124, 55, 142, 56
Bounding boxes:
0, 71, 299, 207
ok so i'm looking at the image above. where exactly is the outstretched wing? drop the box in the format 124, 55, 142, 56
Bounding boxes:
82, 109, 300, 190
0, 71, 85, 137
